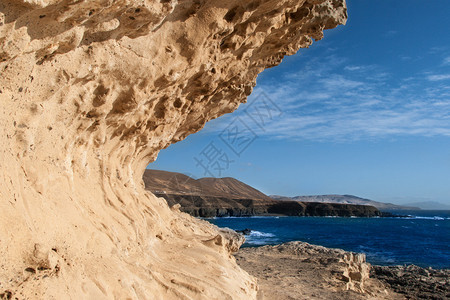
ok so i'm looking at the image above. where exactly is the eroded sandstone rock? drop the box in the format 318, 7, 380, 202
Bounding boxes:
0, 0, 346, 298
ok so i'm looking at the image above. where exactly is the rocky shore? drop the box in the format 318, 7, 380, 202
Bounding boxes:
372, 265, 450, 299
235, 241, 450, 300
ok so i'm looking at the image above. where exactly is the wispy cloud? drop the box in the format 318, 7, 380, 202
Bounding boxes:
320, 75, 364, 89
344, 65, 362, 71
429, 46, 448, 54
443, 56, 450, 65
427, 74, 450, 81
203, 52, 450, 142
399, 55, 412, 61
383, 30, 398, 38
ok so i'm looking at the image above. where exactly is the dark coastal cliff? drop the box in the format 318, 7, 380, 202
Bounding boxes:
156, 193, 384, 217
145, 170, 387, 218
267, 200, 384, 217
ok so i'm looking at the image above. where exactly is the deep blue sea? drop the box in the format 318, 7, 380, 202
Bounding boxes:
207, 210, 450, 269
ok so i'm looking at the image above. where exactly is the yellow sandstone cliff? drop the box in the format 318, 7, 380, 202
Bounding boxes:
0, 0, 346, 298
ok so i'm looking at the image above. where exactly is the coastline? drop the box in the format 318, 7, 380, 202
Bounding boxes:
156, 193, 392, 218
209, 213, 450, 269
235, 241, 450, 300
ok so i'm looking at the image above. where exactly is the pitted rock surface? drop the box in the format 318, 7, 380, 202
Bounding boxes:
0, 1, 346, 298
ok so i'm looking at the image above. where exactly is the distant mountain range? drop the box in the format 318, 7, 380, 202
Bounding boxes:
401, 201, 450, 210
270, 194, 419, 211
144, 171, 444, 211
144, 170, 401, 217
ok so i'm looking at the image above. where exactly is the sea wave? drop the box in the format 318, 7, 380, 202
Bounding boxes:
249, 230, 275, 237
408, 216, 446, 220
245, 230, 277, 245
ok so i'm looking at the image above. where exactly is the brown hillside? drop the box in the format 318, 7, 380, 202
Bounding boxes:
144, 169, 271, 200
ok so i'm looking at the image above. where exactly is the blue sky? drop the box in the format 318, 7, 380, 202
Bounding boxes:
150, 0, 450, 205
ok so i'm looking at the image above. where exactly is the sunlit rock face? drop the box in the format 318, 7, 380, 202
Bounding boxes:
0, 0, 346, 298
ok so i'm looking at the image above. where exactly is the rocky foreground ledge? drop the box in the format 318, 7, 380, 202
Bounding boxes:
372, 265, 450, 299
235, 242, 450, 300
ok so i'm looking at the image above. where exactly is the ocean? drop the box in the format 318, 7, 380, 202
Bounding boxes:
207, 210, 450, 269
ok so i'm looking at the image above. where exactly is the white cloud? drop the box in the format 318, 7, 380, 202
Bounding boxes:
344, 65, 362, 71
384, 30, 398, 37
443, 56, 450, 65
427, 74, 450, 81
320, 75, 364, 89
428, 46, 448, 54
203, 54, 450, 142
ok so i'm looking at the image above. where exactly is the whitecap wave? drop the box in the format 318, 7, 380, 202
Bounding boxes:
244, 230, 277, 245
411, 216, 445, 220
249, 230, 275, 237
